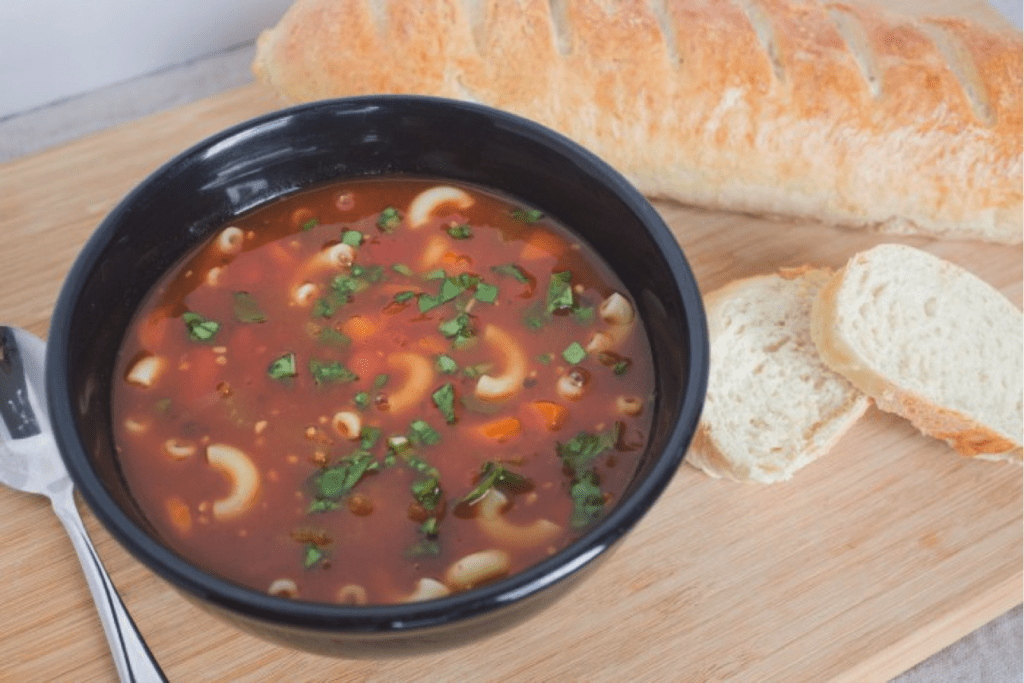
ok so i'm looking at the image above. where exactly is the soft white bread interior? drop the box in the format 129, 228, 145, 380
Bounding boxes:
252, 0, 1022, 244
687, 267, 870, 483
811, 244, 1023, 462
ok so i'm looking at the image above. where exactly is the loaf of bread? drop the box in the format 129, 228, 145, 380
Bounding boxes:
252, 0, 1022, 244
811, 244, 1023, 462
687, 266, 870, 483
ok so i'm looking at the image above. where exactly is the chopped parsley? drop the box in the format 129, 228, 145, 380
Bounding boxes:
474, 282, 499, 304
546, 271, 574, 313
391, 263, 414, 277
341, 230, 363, 247
377, 206, 401, 232
359, 425, 382, 450
423, 268, 447, 280
312, 297, 337, 319
267, 353, 297, 380
562, 341, 587, 365
301, 218, 320, 232
309, 358, 358, 385
353, 391, 370, 410
446, 223, 473, 239
411, 475, 443, 511
510, 207, 544, 223
556, 428, 618, 478
460, 462, 531, 505
232, 292, 266, 323
435, 354, 459, 375
182, 311, 220, 342
311, 452, 379, 501
432, 383, 457, 425
569, 470, 605, 529
438, 312, 474, 348
373, 373, 390, 389
317, 327, 351, 347
408, 419, 441, 446
303, 544, 324, 568
490, 263, 530, 284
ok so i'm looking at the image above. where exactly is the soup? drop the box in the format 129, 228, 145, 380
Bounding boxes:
111, 178, 655, 605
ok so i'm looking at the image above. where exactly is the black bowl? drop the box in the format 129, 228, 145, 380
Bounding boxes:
46, 96, 708, 657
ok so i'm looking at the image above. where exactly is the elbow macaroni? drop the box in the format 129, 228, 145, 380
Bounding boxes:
385, 352, 435, 414
206, 443, 261, 521
477, 490, 562, 549
407, 185, 474, 228
474, 325, 528, 401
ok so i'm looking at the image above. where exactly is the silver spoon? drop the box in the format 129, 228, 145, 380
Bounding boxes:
0, 326, 166, 683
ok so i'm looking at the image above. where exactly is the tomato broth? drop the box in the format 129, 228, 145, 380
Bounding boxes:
111, 178, 655, 605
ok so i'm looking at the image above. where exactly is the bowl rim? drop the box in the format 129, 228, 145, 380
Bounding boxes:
46, 94, 708, 633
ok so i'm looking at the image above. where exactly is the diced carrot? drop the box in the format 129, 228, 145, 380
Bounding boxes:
166, 497, 192, 534
265, 241, 298, 268
137, 309, 170, 349
519, 230, 566, 261
342, 315, 378, 341
526, 400, 570, 431
477, 417, 522, 443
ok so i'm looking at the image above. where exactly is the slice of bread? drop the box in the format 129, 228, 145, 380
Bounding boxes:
687, 267, 870, 483
811, 244, 1023, 462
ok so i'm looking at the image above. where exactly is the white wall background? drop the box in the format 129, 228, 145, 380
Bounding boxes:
0, 0, 1020, 121
0, 0, 293, 119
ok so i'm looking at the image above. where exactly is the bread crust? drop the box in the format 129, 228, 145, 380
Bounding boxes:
253, 0, 1022, 243
811, 248, 1024, 462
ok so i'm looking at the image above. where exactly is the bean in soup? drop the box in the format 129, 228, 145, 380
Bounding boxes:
112, 178, 655, 605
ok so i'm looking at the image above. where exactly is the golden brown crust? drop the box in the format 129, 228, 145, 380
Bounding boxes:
253, 0, 1022, 243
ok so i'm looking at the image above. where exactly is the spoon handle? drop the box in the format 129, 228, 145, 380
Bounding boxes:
50, 486, 167, 683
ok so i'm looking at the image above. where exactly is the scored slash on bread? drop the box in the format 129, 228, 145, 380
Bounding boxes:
811, 244, 1024, 463
252, 0, 1022, 244
686, 266, 870, 483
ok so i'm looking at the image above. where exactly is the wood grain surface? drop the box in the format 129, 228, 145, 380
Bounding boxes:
0, 3, 1021, 679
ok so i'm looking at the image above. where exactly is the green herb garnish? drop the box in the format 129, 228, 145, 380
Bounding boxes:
392, 263, 414, 277
303, 544, 324, 568
562, 341, 587, 365
546, 271, 574, 313
341, 230, 363, 247
373, 373, 390, 389
510, 208, 544, 223
393, 290, 417, 304
232, 292, 266, 323
309, 358, 358, 385
460, 462, 530, 505
446, 223, 473, 239
556, 428, 618, 478
432, 383, 457, 425
317, 327, 351, 347
312, 298, 337, 319
614, 360, 631, 375
182, 312, 220, 342
423, 268, 447, 280
537, 352, 554, 365
353, 391, 370, 410
360, 425, 382, 450
409, 419, 441, 446
569, 470, 605, 529
312, 452, 379, 501
267, 353, 298, 380
411, 475, 443, 511
491, 263, 530, 283
474, 282, 499, 304
435, 354, 459, 375
377, 206, 401, 232
301, 218, 320, 232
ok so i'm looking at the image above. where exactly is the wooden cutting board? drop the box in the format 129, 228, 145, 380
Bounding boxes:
0, 11, 1021, 682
